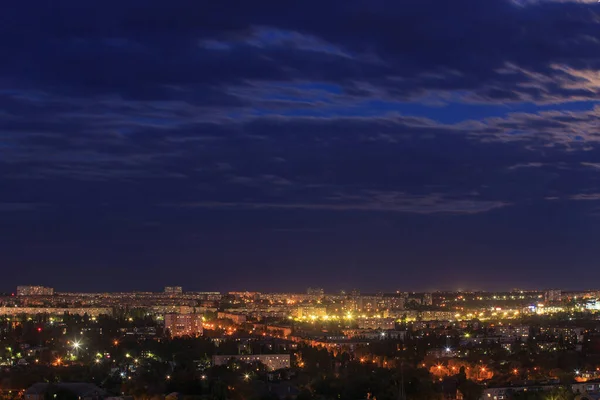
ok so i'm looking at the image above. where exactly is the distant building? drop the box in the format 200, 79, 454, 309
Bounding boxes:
423, 293, 433, 306
383, 295, 406, 310
306, 287, 325, 296
295, 305, 327, 318
420, 311, 455, 321
164, 286, 183, 295
544, 289, 562, 303
0, 306, 111, 317
358, 296, 384, 313
217, 312, 247, 324
495, 325, 530, 339
164, 313, 203, 337
212, 354, 290, 370
357, 317, 396, 330
16, 286, 54, 296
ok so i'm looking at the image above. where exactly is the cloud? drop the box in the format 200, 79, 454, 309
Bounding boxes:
472, 105, 600, 147
570, 193, 600, 200
171, 191, 510, 215
507, 162, 546, 170
2, 0, 600, 108
581, 162, 600, 169
1, 0, 600, 215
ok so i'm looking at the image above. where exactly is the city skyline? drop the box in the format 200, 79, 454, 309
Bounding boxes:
3, 0, 600, 290
2, 285, 589, 295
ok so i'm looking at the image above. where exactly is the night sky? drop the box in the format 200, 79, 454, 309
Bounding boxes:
2, 0, 600, 293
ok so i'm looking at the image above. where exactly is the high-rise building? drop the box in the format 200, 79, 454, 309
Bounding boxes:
16, 286, 54, 296
164, 313, 203, 337
164, 286, 183, 295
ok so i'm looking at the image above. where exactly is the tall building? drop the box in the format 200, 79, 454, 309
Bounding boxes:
164, 313, 203, 337
16, 286, 54, 296
164, 286, 183, 295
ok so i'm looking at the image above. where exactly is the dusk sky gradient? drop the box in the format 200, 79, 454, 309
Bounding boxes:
2, 0, 600, 292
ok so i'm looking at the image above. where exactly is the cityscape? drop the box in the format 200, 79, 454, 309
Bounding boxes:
4, 0, 600, 399
0, 286, 600, 400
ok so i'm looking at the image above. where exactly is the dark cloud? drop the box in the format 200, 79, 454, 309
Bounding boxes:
2, 0, 600, 105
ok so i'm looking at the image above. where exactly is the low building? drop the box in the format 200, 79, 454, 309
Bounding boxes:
212, 354, 291, 370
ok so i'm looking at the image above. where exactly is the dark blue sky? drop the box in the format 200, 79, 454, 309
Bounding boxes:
1, 0, 600, 292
